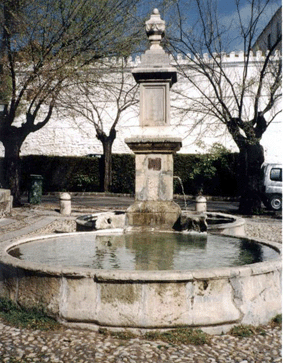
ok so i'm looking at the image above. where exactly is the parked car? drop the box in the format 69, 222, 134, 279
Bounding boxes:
261, 163, 282, 211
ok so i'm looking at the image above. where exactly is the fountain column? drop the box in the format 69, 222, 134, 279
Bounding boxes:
125, 9, 182, 231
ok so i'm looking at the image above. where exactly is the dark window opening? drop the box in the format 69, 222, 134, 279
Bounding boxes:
277, 21, 281, 39
267, 34, 271, 50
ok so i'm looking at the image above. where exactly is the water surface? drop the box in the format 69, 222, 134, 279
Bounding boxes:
9, 232, 278, 271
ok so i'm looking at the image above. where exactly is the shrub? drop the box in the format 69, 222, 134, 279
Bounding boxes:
1, 151, 240, 195
174, 147, 240, 196
111, 154, 135, 194
20, 155, 101, 193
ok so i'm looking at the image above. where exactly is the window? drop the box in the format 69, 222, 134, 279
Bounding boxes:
270, 168, 282, 182
277, 21, 281, 39
267, 33, 271, 50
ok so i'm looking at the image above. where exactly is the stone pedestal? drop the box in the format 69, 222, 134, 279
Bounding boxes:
126, 200, 181, 231
60, 192, 71, 216
196, 195, 207, 213
125, 137, 181, 202
125, 137, 182, 230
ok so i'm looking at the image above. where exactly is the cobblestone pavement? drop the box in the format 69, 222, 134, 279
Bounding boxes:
0, 205, 281, 363
0, 321, 281, 363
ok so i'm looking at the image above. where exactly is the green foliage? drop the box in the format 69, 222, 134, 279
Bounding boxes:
70, 174, 97, 192
99, 326, 211, 345
229, 324, 266, 338
15, 151, 240, 195
19, 154, 135, 193
0, 297, 59, 331
99, 327, 137, 340
271, 314, 282, 326
174, 148, 240, 196
20, 155, 101, 193
145, 327, 211, 345
187, 142, 232, 193
111, 154, 135, 194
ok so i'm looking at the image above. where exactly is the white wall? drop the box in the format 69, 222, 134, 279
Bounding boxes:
0, 51, 281, 163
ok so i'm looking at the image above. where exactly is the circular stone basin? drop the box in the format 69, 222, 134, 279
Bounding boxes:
76, 211, 246, 237
8, 232, 278, 271
0, 230, 281, 335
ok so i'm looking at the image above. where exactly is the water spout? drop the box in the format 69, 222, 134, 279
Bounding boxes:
174, 176, 188, 210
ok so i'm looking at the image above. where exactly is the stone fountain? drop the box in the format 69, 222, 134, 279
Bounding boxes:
76, 9, 206, 233
77, 8, 208, 234
125, 8, 182, 231
0, 9, 281, 335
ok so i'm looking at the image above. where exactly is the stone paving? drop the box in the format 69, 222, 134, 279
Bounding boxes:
0, 321, 281, 363
0, 204, 281, 363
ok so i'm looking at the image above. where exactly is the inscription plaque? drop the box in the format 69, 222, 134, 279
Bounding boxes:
140, 84, 168, 126
145, 87, 164, 124
148, 158, 161, 170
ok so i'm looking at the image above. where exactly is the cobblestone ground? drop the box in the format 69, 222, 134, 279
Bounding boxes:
0, 209, 281, 362
0, 322, 281, 363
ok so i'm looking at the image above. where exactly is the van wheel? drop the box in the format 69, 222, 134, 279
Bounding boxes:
269, 194, 282, 211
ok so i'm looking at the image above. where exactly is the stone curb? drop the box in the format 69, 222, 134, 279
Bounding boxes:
0, 216, 58, 243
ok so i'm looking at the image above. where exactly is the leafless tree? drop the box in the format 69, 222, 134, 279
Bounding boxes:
0, 0, 143, 205
167, 0, 281, 213
59, 58, 139, 192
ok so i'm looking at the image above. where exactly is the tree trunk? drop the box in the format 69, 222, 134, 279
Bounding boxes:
102, 140, 113, 192
238, 142, 265, 215
3, 138, 22, 207
98, 129, 116, 192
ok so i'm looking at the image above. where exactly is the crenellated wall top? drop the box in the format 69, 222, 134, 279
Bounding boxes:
100, 49, 281, 69
14, 49, 281, 73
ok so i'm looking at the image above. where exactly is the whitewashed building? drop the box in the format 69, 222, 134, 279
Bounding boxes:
0, 50, 281, 163
252, 6, 282, 53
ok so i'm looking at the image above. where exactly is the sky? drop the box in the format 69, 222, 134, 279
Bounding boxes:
219, 0, 281, 50
141, 0, 281, 52
217, 0, 280, 17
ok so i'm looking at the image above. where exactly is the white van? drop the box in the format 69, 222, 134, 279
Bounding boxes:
261, 163, 282, 211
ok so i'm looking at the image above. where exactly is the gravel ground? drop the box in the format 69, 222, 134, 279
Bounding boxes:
244, 215, 282, 243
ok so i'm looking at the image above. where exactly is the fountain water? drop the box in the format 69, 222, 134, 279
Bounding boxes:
174, 175, 188, 210
0, 9, 281, 334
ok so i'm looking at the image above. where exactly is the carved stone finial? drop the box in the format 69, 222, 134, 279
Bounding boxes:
145, 8, 165, 50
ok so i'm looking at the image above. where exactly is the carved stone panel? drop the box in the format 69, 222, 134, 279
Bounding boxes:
140, 84, 169, 126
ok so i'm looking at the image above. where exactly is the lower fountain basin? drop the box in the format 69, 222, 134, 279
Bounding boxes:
0, 231, 281, 334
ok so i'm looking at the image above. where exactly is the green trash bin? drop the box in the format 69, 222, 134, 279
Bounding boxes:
28, 174, 43, 204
